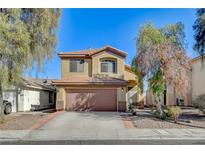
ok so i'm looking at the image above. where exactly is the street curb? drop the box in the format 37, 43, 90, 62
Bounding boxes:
29, 111, 63, 130
2, 139, 205, 145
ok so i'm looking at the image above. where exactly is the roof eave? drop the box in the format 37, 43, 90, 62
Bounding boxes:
192, 54, 205, 62
52, 80, 128, 86
58, 54, 91, 58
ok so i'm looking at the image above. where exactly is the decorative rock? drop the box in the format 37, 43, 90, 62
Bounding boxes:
189, 120, 194, 123
184, 119, 193, 123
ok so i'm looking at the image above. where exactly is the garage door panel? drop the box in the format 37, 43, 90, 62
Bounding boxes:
66, 89, 117, 111
67, 92, 95, 111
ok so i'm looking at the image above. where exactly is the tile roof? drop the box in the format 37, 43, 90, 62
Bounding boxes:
60, 49, 96, 55
58, 45, 127, 58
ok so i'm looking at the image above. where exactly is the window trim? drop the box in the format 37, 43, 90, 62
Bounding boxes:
100, 59, 117, 73
69, 59, 84, 73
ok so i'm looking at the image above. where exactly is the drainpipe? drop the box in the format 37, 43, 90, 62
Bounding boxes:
117, 88, 119, 112
117, 98, 118, 112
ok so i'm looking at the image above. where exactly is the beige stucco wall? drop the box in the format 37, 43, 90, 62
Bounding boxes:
137, 90, 144, 103
146, 90, 155, 106
126, 86, 138, 109
61, 58, 92, 79
146, 83, 191, 106
117, 87, 126, 101
166, 84, 175, 106
192, 60, 205, 100
124, 69, 136, 81
116, 87, 127, 111
92, 51, 125, 79
124, 69, 144, 108
61, 51, 128, 80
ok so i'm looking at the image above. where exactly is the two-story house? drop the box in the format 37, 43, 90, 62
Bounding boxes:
52, 45, 143, 112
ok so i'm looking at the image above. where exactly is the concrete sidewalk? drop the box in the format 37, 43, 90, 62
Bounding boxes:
1, 128, 205, 144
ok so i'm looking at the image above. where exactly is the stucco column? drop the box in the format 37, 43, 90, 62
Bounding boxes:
56, 87, 66, 111
117, 87, 126, 112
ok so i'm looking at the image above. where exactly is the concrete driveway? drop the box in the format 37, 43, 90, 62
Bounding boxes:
40, 112, 125, 131
28, 111, 128, 140
40, 112, 125, 133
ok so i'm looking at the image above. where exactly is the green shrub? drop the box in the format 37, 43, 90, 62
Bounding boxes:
128, 102, 137, 115
192, 94, 205, 113
167, 106, 181, 123
153, 110, 167, 120
164, 108, 171, 117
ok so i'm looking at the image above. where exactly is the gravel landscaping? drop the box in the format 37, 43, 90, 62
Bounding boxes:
0, 112, 52, 130
130, 108, 205, 129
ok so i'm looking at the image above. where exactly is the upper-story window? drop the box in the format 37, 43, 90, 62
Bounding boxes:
101, 59, 117, 73
70, 59, 84, 72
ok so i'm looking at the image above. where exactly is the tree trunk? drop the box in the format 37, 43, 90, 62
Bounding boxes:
0, 81, 4, 122
0, 53, 4, 122
154, 94, 164, 118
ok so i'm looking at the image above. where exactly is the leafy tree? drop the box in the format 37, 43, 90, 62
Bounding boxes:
193, 9, 205, 59
131, 56, 144, 94
0, 9, 61, 121
135, 22, 191, 118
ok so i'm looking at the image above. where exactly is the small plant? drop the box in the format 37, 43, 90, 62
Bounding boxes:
128, 102, 137, 115
153, 110, 167, 120
167, 106, 182, 123
192, 94, 205, 113
164, 107, 171, 117
151, 105, 168, 120
150, 105, 156, 112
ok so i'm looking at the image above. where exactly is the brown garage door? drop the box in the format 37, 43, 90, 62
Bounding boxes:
66, 89, 117, 111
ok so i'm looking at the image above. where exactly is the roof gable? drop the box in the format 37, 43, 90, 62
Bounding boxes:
90, 46, 127, 58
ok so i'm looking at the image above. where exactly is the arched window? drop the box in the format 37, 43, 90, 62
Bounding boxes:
100, 59, 117, 73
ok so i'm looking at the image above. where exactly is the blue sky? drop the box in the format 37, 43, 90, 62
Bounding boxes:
28, 8, 197, 79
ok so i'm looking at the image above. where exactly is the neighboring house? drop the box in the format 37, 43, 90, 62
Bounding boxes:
3, 77, 56, 112
146, 84, 191, 107
146, 54, 205, 107
192, 54, 205, 101
52, 45, 143, 112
